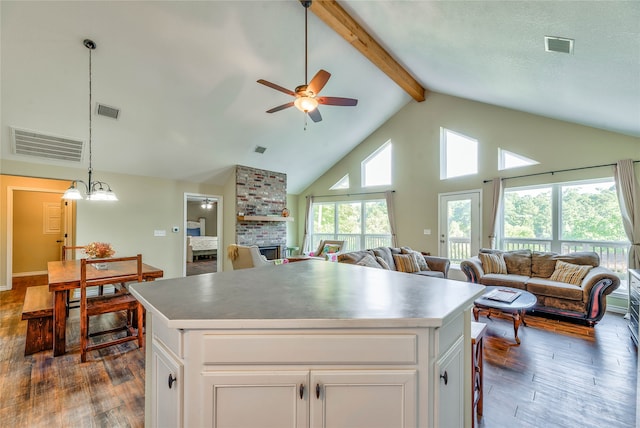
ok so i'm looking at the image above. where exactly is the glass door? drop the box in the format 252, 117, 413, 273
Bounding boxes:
439, 191, 481, 263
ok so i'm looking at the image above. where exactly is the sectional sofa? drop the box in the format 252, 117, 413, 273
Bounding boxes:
337, 246, 450, 278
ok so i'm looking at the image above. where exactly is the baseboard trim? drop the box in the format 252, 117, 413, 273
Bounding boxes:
13, 270, 47, 277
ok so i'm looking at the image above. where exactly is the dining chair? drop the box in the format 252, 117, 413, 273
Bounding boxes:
79, 254, 145, 362
62, 245, 95, 316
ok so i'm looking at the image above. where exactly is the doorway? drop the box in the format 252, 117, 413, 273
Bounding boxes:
438, 190, 481, 264
183, 193, 223, 276
5, 182, 74, 289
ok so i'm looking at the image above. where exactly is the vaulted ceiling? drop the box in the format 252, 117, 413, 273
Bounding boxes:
2, 1, 638, 194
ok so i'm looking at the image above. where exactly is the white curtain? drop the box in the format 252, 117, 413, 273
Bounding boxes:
385, 191, 398, 247
488, 178, 503, 249
301, 196, 314, 253
614, 159, 640, 270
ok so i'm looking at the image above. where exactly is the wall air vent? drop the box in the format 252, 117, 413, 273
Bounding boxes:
545, 36, 574, 54
254, 146, 267, 154
11, 127, 83, 163
96, 103, 120, 119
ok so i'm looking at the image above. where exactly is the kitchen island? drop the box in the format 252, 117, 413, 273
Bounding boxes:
130, 260, 485, 428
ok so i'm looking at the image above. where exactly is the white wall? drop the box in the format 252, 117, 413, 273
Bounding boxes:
297, 92, 640, 254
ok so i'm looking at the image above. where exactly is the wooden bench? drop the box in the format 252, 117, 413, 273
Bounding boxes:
21, 285, 54, 355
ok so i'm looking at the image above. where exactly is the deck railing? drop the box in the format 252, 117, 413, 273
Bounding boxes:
311, 234, 392, 254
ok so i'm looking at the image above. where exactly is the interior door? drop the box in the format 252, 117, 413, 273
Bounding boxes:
58, 199, 75, 260
439, 191, 481, 263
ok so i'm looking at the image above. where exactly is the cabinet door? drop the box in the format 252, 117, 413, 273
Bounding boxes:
310, 370, 417, 428
152, 340, 184, 428
434, 336, 465, 428
201, 371, 309, 428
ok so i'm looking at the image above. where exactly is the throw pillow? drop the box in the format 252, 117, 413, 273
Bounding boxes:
356, 253, 384, 269
549, 260, 593, 286
401, 247, 430, 271
322, 244, 341, 256
376, 256, 391, 270
478, 252, 508, 274
393, 254, 420, 273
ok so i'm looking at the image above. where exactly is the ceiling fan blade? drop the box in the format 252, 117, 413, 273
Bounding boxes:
266, 102, 295, 113
307, 70, 331, 95
257, 79, 296, 97
308, 108, 322, 123
318, 96, 358, 106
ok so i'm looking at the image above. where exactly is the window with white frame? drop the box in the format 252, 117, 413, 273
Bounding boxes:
330, 174, 350, 190
362, 142, 392, 187
440, 128, 478, 179
499, 148, 539, 170
311, 200, 392, 253
501, 178, 628, 288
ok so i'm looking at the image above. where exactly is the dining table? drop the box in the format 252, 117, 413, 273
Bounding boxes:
47, 259, 164, 356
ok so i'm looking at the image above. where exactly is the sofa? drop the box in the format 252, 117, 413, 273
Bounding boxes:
460, 249, 620, 325
338, 246, 450, 278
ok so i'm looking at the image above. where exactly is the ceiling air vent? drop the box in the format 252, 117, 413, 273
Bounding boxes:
545, 36, 574, 54
11, 127, 83, 163
96, 103, 120, 119
254, 146, 267, 154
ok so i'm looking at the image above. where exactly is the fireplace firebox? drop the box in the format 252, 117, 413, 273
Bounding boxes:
258, 245, 281, 260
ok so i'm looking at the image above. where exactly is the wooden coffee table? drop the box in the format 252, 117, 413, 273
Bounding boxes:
473, 286, 537, 344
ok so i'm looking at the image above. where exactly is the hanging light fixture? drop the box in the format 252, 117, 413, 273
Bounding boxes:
201, 198, 213, 209
63, 39, 117, 201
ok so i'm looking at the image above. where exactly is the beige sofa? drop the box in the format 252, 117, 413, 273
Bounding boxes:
338, 246, 450, 278
460, 249, 620, 326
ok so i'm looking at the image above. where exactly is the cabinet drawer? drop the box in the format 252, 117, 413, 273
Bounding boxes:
201, 334, 417, 365
153, 316, 183, 357
437, 312, 464, 354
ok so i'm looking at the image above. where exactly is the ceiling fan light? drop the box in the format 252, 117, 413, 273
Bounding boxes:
294, 96, 318, 112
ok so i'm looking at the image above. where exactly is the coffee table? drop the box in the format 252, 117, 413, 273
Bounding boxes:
473, 286, 537, 344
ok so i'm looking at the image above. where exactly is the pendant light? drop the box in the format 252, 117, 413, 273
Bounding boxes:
63, 39, 117, 201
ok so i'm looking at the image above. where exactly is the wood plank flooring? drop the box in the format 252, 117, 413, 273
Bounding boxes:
477, 311, 637, 427
1, 280, 145, 427
1, 278, 637, 427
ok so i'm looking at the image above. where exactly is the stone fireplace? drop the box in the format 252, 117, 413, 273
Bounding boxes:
235, 165, 287, 256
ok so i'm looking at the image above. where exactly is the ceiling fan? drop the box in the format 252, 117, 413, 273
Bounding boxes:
257, 0, 358, 123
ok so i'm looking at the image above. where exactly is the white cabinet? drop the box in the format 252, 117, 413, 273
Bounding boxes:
310, 370, 417, 428
146, 319, 469, 427
434, 336, 465, 428
202, 371, 308, 428
201, 369, 416, 428
151, 340, 183, 428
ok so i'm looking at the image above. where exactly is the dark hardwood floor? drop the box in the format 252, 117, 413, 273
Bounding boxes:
0, 280, 145, 427
477, 311, 637, 427
0, 278, 636, 427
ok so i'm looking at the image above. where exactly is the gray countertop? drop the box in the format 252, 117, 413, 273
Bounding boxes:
129, 261, 485, 330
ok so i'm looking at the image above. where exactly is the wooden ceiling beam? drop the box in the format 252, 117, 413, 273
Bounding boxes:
309, 0, 426, 102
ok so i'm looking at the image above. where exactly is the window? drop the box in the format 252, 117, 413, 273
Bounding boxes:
330, 174, 350, 190
311, 200, 392, 252
501, 179, 628, 287
362, 142, 392, 187
440, 128, 478, 179
499, 149, 539, 170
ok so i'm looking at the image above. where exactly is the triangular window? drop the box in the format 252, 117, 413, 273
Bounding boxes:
499, 149, 539, 170
362, 141, 392, 187
330, 174, 350, 190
